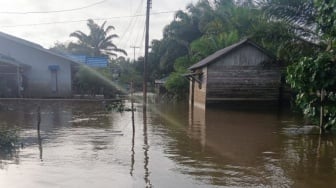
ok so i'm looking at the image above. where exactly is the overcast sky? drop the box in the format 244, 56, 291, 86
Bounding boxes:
0, 0, 198, 59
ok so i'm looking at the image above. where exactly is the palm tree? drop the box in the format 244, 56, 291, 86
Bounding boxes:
259, 0, 319, 44
69, 19, 127, 57
256, 0, 325, 61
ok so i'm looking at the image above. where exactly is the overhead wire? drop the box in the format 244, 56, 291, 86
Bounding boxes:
0, 2, 178, 59
0, 11, 177, 28
118, 0, 145, 43
118, 0, 145, 53
138, 22, 147, 58
0, 0, 107, 14
133, 15, 146, 53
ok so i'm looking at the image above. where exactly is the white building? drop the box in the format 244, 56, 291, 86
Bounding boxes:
0, 32, 76, 98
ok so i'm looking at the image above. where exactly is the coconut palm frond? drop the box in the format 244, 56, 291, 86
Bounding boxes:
69, 19, 126, 58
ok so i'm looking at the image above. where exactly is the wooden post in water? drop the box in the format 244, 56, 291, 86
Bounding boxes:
131, 81, 135, 132
37, 105, 43, 161
320, 89, 325, 134
37, 106, 41, 133
130, 80, 135, 176
191, 78, 195, 110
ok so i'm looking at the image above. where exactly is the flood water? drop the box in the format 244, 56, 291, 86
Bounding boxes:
0, 100, 336, 188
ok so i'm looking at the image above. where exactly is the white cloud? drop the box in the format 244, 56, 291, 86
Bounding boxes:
0, 0, 198, 59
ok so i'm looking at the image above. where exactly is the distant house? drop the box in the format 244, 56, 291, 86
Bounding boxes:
0, 32, 77, 98
154, 77, 168, 95
186, 39, 281, 109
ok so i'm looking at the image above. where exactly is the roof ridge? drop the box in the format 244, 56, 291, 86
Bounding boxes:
0, 31, 43, 49
188, 39, 273, 70
0, 31, 79, 64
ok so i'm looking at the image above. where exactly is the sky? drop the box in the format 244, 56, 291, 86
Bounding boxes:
0, 0, 198, 59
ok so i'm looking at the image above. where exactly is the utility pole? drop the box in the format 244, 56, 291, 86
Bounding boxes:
143, 0, 151, 109
130, 46, 140, 63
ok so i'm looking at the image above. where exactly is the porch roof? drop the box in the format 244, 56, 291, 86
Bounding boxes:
0, 53, 31, 69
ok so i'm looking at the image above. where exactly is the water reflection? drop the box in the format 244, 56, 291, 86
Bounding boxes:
0, 150, 19, 170
280, 135, 336, 187
159, 104, 289, 186
189, 106, 282, 164
143, 108, 152, 188
183, 104, 336, 187
0, 100, 336, 187
130, 109, 135, 176
37, 129, 43, 161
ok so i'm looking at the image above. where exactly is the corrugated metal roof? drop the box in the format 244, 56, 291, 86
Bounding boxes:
67, 55, 108, 68
67, 55, 87, 63
0, 31, 79, 64
86, 57, 108, 68
0, 53, 30, 68
188, 39, 276, 70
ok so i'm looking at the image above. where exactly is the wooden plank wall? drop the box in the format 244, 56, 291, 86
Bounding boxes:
206, 44, 281, 101
192, 67, 207, 108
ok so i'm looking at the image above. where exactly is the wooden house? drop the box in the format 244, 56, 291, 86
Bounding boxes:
186, 39, 281, 109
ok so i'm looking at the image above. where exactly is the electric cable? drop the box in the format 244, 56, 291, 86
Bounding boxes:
0, 0, 107, 14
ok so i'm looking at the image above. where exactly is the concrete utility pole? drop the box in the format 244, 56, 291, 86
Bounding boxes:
143, 0, 151, 109
130, 46, 140, 63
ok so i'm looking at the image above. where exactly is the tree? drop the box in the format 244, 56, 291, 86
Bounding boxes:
286, 0, 336, 132
69, 19, 127, 58
163, 0, 268, 99
110, 57, 142, 90
75, 66, 118, 97
287, 52, 336, 132
164, 56, 192, 100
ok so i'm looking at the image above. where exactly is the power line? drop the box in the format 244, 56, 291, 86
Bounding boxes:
0, 10, 177, 28
119, 0, 145, 47
0, 0, 107, 14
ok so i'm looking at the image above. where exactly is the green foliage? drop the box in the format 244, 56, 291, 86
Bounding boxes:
104, 101, 132, 112
287, 52, 336, 129
165, 72, 189, 100
69, 19, 126, 58
191, 30, 239, 62
315, 0, 336, 40
164, 56, 192, 100
174, 56, 193, 72
159, 0, 274, 99
0, 128, 19, 150
110, 57, 142, 90
75, 66, 117, 97
284, 1, 336, 131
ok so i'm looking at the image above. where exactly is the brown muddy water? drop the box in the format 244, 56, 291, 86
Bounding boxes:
0, 100, 336, 188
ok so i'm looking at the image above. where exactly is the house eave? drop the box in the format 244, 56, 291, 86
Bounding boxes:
188, 38, 277, 70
